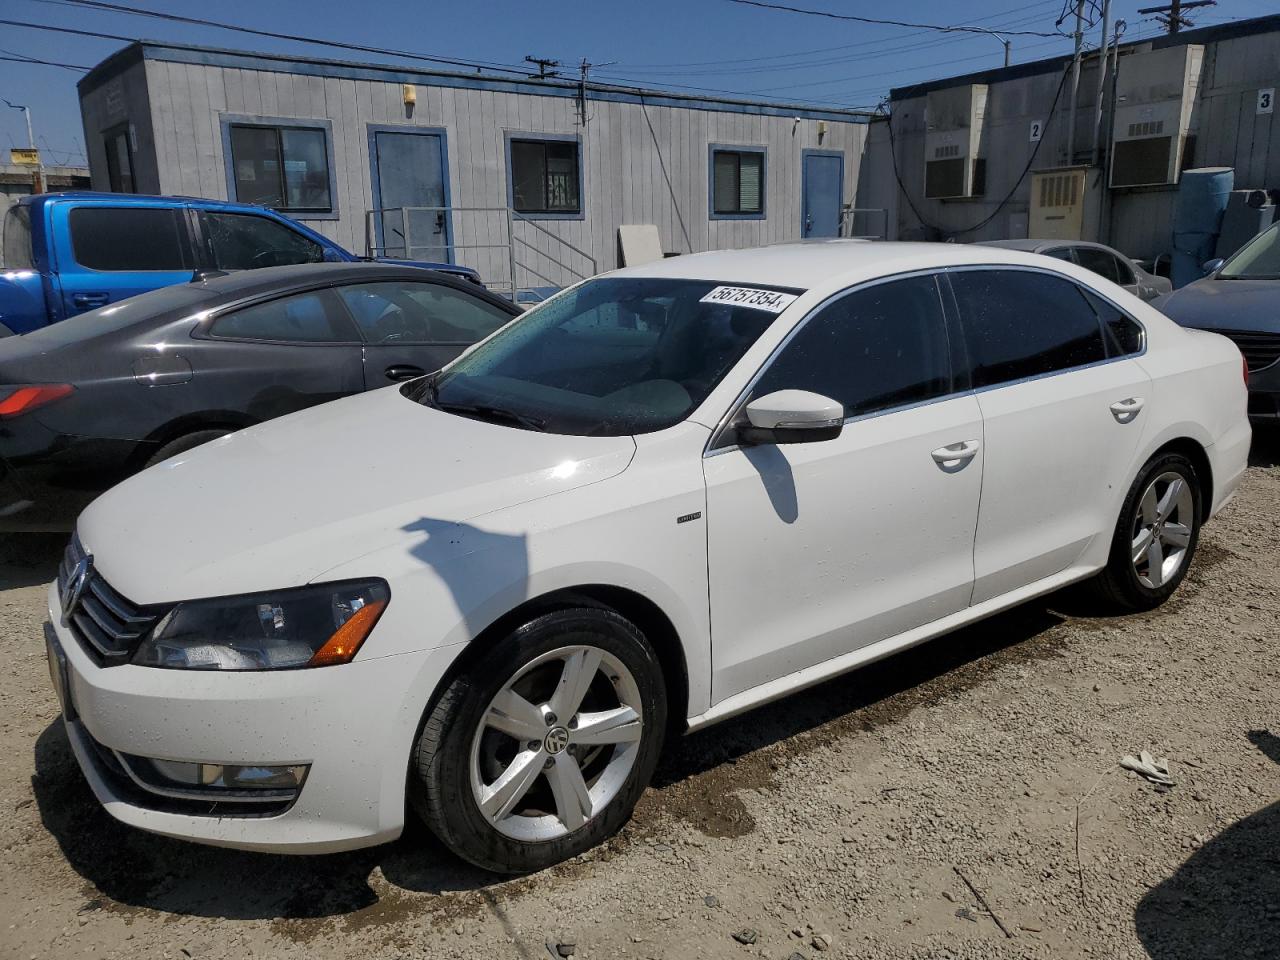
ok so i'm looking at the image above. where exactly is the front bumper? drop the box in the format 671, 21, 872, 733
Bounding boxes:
1246, 358, 1280, 421
47, 581, 464, 853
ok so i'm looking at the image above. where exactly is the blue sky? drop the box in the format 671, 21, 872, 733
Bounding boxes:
1, 0, 1272, 168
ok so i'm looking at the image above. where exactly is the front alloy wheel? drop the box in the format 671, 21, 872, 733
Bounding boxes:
412, 606, 666, 873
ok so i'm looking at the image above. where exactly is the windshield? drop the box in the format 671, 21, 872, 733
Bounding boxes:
407, 276, 800, 436
1219, 221, 1280, 280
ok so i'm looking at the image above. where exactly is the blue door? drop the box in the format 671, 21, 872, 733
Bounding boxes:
370, 128, 451, 263
802, 152, 844, 239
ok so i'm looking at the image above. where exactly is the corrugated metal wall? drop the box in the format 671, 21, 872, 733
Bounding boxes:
92, 54, 868, 285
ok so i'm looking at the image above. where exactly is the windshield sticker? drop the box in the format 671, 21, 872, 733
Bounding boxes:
698, 286, 799, 313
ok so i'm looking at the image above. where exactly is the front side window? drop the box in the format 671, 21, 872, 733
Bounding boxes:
509, 138, 581, 215
69, 207, 191, 272
228, 124, 332, 213
201, 212, 323, 270
338, 281, 511, 344
750, 275, 952, 418
950, 269, 1107, 388
412, 277, 794, 435
103, 125, 135, 193
711, 148, 765, 217
1073, 246, 1132, 285
1219, 221, 1280, 280
208, 290, 354, 343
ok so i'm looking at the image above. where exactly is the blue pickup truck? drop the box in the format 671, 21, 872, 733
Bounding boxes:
0, 192, 480, 335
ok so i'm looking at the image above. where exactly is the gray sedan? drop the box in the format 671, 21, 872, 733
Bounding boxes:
977, 239, 1172, 302
0, 262, 518, 529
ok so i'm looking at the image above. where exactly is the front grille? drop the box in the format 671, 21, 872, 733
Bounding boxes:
57, 535, 164, 666
1204, 329, 1280, 374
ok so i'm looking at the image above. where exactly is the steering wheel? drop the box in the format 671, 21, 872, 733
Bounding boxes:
249, 249, 296, 268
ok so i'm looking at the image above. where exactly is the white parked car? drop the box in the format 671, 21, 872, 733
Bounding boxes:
46, 241, 1250, 873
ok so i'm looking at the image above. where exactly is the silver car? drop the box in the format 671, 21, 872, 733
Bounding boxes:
977, 239, 1172, 302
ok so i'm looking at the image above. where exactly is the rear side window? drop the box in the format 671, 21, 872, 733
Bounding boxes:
208, 290, 354, 343
337, 281, 511, 344
1073, 246, 1130, 285
2, 205, 33, 269
201, 212, 324, 270
69, 207, 191, 271
1084, 290, 1145, 356
751, 274, 952, 417
950, 269, 1107, 388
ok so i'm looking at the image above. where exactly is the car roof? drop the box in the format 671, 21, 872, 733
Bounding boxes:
607, 239, 1065, 291
21, 191, 278, 211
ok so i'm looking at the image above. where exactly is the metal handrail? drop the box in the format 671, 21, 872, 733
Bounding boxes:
510, 210, 598, 274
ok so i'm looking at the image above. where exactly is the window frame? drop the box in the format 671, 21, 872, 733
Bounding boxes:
708, 143, 767, 221
102, 122, 135, 194
504, 132, 585, 221
939, 265, 1147, 393
219, 114, 339, 220
195, 287, 362, 345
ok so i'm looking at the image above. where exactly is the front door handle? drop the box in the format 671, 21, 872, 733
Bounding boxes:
72, 293, 109, 310
384, 364, 427, 382
931, 440, 980, 470
1110, 397, 1145, 423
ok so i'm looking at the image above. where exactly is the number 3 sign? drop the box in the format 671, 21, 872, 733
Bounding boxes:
1260, 88, 1275, 116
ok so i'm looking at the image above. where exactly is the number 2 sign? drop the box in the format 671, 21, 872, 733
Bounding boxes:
1260, 88, 1275, 116
1029, 120, 1044, 142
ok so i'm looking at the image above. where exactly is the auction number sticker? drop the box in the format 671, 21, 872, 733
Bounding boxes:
699, 286, 798, 313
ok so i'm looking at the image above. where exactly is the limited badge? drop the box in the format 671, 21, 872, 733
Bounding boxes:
699, 286, 798, 314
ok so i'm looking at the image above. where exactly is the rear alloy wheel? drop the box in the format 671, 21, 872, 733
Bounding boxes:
1088, 452, 1202, 611
412, 607, 666, 873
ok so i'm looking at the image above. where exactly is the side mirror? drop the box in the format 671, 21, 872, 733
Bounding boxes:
739, 390, 844, 445
1202, 258, 1225, 275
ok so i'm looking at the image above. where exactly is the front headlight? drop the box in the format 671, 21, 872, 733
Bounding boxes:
132, 579, 389, 670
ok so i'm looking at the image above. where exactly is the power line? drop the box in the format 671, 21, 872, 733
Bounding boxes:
724, 0, 1061, 38
0, 49, 91, 70
27, 0, 540, 77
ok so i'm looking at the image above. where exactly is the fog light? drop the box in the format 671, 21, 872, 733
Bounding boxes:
148, 758, 309, 791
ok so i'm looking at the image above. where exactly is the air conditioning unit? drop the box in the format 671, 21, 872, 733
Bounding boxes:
1110, 45, 1204, 188
1029, 166, 1103, 240
924, 84, 988, 200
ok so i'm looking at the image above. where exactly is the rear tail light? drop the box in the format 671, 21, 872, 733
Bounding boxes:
0, 384, 74, 419
1243, 353, 1250, 386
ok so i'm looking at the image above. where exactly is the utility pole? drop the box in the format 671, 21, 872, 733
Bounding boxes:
1066, 0, 1085, 163
1091, 0, 1113, 168
3, 98, 43, 193
524, 56, 560, 79
1136, 0, 1216, 35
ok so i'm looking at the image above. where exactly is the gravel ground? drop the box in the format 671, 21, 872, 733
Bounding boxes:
2, 432, 1277, 960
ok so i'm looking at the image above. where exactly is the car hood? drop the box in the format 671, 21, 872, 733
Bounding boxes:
1155, 277, 1280, 334
77, 387, 636, 604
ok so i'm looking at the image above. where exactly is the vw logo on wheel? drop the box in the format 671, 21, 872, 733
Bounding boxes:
544, 726, 570, 755
60, 554, 93, 626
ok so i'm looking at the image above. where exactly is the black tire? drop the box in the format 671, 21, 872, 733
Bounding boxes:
144, 429, 231, 469
1086, 451, 1202, 612
410, 607, 666, 874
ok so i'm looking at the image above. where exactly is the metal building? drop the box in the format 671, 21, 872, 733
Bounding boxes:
858, 13, 1280, 263
77, 42, 874, 298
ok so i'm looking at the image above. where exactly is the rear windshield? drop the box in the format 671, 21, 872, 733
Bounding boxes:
2, 205, 33, 270
408, 276, 802, 436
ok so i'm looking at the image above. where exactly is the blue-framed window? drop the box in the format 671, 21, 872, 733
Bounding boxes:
220, 114, 338, 219
505, 133, 583, 220
709, 144, 766, 220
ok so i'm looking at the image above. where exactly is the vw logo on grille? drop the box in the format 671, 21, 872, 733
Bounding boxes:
544, 726, 570, 755
60, 554, 93, 627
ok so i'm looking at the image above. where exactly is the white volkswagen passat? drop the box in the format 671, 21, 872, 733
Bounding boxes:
46, 242, 1250, 873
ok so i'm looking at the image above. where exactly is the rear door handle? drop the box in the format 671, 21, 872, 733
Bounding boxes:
384, 364, 427, 382
72, 293, 109, 310
931, 440, 980, 469
1110, 397, 1145, 423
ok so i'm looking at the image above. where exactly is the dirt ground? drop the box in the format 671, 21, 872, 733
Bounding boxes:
2, 433, 1278, 960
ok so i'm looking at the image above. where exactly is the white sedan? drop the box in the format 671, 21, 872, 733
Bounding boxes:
46, 241, 1250, 873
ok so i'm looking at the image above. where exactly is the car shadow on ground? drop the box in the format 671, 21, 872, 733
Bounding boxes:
1134, 730, 1280, 959
1249, 424, 1280, 468
0, 532, 64, 589
31, 598, 1067, 923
